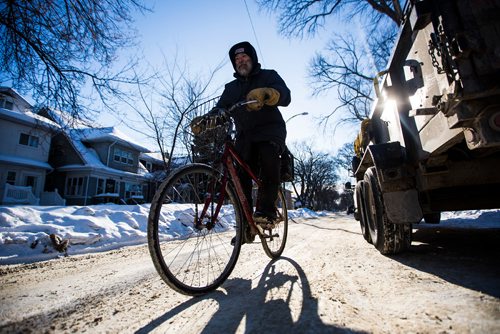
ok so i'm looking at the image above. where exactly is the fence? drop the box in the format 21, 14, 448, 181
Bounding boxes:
2, 183, 40, 205
40, 188, 66, 206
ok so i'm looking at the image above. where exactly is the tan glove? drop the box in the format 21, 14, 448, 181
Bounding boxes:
190, 112, 227, 135
190, 116, 205, 135
246, 88, 280, 111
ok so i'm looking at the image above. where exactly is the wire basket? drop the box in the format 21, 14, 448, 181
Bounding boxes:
190, 115, 232, 164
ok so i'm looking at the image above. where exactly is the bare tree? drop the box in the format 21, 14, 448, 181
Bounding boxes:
123, 56, 224, 172
334, 141, 356, 177
310, 34, 375, 124
257, 0, 403, 38
0, 0, 149, 123
257, 0, 404, 125
292, 142, 339, 210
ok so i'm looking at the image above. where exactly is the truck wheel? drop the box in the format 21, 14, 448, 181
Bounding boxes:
424, 212, 441, 224
355, 180, 372, 243
363, 167, 411, 254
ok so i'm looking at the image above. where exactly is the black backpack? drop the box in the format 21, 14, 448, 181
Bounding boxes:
280, 146, 294, 182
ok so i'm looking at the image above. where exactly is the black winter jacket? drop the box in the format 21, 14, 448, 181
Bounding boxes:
215, 64, 291, 154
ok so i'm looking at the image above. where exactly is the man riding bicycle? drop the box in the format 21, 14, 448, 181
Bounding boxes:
213, 41, 291, 234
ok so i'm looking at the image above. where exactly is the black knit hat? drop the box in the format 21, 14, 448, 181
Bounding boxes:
229, 41, 259, 71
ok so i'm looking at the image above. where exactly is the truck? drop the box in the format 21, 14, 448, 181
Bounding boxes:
352, 0, 500, 254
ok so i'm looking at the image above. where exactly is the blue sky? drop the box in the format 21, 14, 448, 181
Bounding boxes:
100, 0, 357, 154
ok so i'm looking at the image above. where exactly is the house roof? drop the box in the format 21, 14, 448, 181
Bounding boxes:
0, 154, 53, 170
42, 108, 151, 153
55, 128, 150, 177
0, 86, 32, 111
56, 163, 149, 180
39, 107, 97, 131
0, 107, 60, 130
76, 127, 150, 152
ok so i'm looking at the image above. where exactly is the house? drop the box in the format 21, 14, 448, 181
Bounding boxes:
0, 87, 158, 206
42, 113, 154, 205
0, 87, 62, 205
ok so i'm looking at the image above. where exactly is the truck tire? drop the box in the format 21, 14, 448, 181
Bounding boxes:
355, 180, 372, 243
363, 167, 412, 254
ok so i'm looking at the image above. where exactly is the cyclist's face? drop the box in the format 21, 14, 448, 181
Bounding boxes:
235, 53, 253, 77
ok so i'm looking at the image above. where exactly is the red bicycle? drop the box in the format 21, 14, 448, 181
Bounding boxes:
147, 101, 289, 295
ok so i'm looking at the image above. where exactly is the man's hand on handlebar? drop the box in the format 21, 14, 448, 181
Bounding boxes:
245, 88, 280, 111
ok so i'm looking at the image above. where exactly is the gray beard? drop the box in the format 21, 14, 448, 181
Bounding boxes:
237, 65, 251, 76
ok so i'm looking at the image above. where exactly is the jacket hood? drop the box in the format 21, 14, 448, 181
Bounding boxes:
229, 41, 261, 74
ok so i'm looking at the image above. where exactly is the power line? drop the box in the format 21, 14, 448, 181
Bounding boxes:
243, 0, 265, 66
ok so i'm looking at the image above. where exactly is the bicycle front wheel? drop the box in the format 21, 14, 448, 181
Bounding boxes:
148, 164, 243, 295
261, 188, 288, 259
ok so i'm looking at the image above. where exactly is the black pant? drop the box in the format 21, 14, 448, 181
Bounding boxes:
238, 141, 281, 217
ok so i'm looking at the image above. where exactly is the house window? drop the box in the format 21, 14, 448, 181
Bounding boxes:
96, 178, 105, 195
105, 179, 117, 194
113, 148, 134, 165
96, 178, 119, 195
125, 183, 142, 198
19, 133, 39, 148
24, 175, 37, 190
66, 177, 85, 196
0, 98, 14, 110
6, 171, 16, 185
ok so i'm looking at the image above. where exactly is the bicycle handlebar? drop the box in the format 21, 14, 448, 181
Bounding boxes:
190, 100, 259, 136
227, 99, 258, 113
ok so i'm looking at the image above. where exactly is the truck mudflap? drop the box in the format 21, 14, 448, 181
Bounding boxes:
383, 190, 422, 224
356, 142, 423, 224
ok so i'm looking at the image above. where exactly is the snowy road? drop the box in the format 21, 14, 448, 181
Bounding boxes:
1, 213, 499, 333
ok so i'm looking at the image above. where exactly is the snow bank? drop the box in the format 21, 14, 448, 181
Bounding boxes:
1, 204, 498, 265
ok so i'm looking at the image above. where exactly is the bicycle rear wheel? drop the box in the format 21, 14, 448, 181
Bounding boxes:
260, 188, 288, 259
148, 164, 243, 295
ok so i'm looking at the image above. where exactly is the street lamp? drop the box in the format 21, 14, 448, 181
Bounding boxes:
286, 112, 309, 123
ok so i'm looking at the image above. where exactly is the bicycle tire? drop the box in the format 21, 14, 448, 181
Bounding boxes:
148, 163, 243, 295
260, 188, 288, 259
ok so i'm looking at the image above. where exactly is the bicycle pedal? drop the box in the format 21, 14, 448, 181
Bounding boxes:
262, 232, 279, 239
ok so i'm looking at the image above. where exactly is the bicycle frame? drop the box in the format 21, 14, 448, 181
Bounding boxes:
199, 139, 263, 236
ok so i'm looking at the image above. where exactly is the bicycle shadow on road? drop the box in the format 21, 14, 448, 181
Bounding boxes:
390, 226, 500, 298
136, 256, 366, 334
